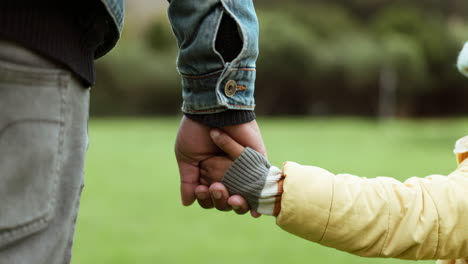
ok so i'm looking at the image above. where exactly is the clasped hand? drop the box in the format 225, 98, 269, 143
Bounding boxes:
174, 116, 266, 217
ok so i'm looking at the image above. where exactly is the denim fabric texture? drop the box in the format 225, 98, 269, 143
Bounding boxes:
96, 0, 124, 58
99, 0, 259, 114
0, 40, 89, 264
168, 0, 259, 113
99, 0, 124, 34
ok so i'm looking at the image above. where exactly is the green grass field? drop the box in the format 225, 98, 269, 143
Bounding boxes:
72, 117, 467, 264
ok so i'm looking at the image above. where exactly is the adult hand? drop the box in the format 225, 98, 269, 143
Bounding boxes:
174, 116, 217, 206
194, 183, 260, 216
174, 116, 266, 216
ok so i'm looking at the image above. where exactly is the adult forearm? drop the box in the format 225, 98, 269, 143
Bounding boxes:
168, 0, 259, 119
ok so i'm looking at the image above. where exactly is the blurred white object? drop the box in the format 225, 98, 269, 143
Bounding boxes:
457, 42, 468, 77
454, 135, 468, 154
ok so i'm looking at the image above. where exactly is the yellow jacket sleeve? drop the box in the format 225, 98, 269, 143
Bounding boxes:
276, 159, 468, 260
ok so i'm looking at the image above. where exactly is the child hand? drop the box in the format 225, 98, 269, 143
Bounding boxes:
200, 129, 247, 185
200, 156, 233, 185
200, 129, 263, 217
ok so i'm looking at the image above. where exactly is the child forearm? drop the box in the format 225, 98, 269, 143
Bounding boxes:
222, 137, 468, 261
277, 160, 468, 260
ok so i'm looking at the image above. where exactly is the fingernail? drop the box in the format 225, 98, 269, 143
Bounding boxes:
196, 192, 207, 200
211, 129, 220, 138
213, 191, 222, 199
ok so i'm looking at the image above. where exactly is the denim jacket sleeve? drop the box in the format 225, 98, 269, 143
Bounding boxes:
168, 0, 259, 114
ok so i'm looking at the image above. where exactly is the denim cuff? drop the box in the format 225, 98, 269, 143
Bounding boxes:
181, 66, 256, 113
185, 110, 255, 128
169, 0, 259, 114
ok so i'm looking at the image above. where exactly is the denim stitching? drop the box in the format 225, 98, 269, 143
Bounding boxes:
220, 1, 249, 66
0, 72, 67, 246
181, 68, 255, 79
47, 72, 68, 220
181, 71, 223, 80
0, 61, 62, 86
212, 8, 227, 66
187, 103, 255, 113
0, 120, 62, 139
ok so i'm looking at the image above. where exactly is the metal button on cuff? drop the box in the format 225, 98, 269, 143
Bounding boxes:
224, 80, 237, 97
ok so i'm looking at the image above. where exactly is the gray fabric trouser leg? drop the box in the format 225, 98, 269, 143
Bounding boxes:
0, 40, 89, 264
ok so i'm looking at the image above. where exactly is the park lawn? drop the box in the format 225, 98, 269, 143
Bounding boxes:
72, 117, 467, 264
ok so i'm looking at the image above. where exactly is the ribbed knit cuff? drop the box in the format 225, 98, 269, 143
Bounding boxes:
257, 166, 283, 216
454, 135, 468, 164
222, 147, 269, 210
222, 147, 284, 216
184, 110, 255, 128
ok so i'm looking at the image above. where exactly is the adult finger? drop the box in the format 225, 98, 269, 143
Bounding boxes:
209, 183, 232, 211
223, 120, 267, 158
199, 167, 209, 185
195, 185, 213, 209
210, 129, 244, 160
177, 160, 199, 206
227, 195, 249, 215
175, 116, 219, 207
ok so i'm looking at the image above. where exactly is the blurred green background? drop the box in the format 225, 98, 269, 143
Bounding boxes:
91, 0, 468, 117
73, 118, 466, 264
73, 0, 468, 263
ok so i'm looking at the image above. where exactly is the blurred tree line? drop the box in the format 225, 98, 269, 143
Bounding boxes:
91, 0, 468, 117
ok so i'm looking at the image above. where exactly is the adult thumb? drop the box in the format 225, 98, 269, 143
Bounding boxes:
210, 129, 245, 160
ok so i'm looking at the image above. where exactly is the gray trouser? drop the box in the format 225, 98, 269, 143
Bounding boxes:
0, 40, 89, 264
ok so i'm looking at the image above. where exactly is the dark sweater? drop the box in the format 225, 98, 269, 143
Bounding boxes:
0, 1, 254, 127
0, 1, 109, 86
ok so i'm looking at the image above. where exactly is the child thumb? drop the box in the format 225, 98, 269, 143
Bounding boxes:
210, 129, 245, 160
